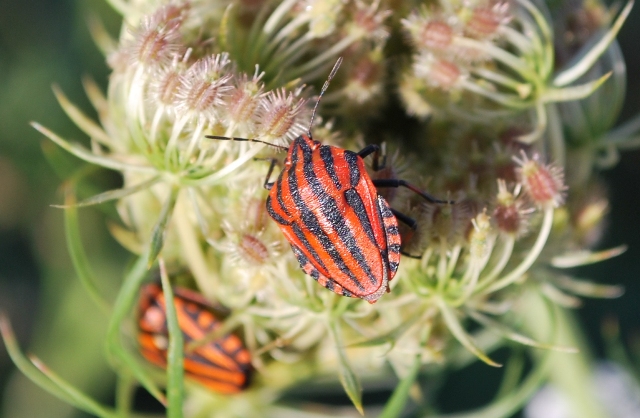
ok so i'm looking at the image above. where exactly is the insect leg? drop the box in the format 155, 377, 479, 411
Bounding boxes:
390, 208, 424, 259
258, 158, 279, 190
372, 179, 452, 204
391, 208, 417, 230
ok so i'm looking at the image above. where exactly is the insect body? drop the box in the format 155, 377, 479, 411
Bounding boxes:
265, 134, 401, 303
207, 58, 446, 303
137, 283, 252, 394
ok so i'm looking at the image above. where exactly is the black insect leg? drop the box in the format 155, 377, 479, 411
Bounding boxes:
372, 179, 452, 204
357, 144, 388, 171
257, 158, 279, 190
357, 144, 380, 159
391, 208, 417, 230
390, 208, 423, 259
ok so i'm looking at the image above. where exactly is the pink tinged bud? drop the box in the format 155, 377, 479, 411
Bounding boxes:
465, 6, 501, 39
175, 55, 234, 117
421, 21, 454, 51
154, 67, 183, 106
128, 5, 187, 66
514, 152, 566, 208
353, 1, 391, 40
238, 233, 271, 265
227, 74, 264, 128
256, 89, 307, 140
430, 59, 461, 89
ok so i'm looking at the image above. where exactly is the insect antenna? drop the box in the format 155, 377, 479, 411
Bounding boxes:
307, 57, 343, 136
205, 135, 289, 151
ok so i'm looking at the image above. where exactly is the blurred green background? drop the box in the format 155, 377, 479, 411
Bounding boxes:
1, 0, 639, 417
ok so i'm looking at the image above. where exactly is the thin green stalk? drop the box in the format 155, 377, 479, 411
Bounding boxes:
478, 205, 554, 295
0, 316, 118, 418
379, 326, 430, 418
106, 252, 167, 405
63, 190, 111, 315
159, 259, 185, 418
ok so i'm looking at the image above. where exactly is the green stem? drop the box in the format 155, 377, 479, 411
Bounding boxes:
478, 205, 554, 295
518, 288, 609, 418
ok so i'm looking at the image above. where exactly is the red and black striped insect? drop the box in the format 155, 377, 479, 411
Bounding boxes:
207, 58, 447, 303
137, 283, 252, 394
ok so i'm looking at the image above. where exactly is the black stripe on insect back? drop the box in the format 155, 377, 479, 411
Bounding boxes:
344, 151, 361, 188
301, 153, 379, 287
344, 188, 378, 247
291, 223, 329, 274
275, 173, 292, 217
288, 162, 367, 291
320, 146, 342, 190
266, 196, 290, 226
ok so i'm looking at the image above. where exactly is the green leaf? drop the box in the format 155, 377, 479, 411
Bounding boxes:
106, 253, 167, 406
379, 351, 422, 418
0, 315, 117, 418
53, 175, 161, 208
543, 72, 612, 103
540, 283, 582, 308
218, 4, 233, 52
86, 14, 118, 57
438, 300, 502, 367
328, 321, 363, 415
553, 275, 625, 299
434, 350, 552, 418
82, 77, 109, 119
31, 122, 156, 173
550, 245, 627, 268
466, 310, 578, 353
348, 316, 419, 350
553, 0, 634, 87
159, 260, 185, 418
63, 189, 111, 314
52, 84, 113, 147
147, 186, 180, 268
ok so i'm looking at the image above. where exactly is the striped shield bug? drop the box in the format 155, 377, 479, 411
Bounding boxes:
207, 58, 448, 303
137, 283, 252, 394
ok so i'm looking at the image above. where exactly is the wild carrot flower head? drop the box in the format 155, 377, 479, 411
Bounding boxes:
18, 0, 634, 416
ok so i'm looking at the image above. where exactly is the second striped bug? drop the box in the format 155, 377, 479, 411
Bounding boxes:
207, 58, 448, 303
137, 283, 252, 394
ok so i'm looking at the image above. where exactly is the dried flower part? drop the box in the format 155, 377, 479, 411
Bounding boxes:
493, 179, 532, 236
515, 152, 566, 208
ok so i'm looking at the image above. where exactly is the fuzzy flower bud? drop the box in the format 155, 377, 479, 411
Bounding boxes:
464, 3, 510, 40
124, 4, 187, 67
515, 152, 566, 208
255, 88, 308, 142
